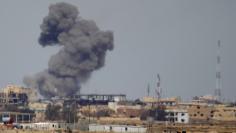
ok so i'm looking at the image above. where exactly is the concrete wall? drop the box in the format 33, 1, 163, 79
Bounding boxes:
20, 122, 78, 130
188, 104, 213, 123
89, 124, 147, 133
177, 111, 189, 123
212, 106, 236, 121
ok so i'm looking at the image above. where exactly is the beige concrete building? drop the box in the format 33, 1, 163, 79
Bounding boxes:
28, 102, 48, 122
142, 96, 180, 106
0, 85, 38, 102
192, 95, 218, 104
188, 104, 214, 123
0, 85, 29, 105
175, 102, 236, 124
212, 105, 236, 121
108, 102, 142, 113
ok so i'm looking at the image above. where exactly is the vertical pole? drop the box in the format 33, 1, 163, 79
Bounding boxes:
16, 114, 17, 123
69, 109, 70, 124
216, 40, 222, 102
89, 101, 90, 123
22, 114, 24, 123
29, 114, 30, 123
73, 102, 75, 130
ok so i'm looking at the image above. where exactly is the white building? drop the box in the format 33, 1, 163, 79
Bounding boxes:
89, 124, 147, 133
72, 94, 126, 102
20, 122, 77, 130
108, 102, 142, 112
166, 109, 189, 123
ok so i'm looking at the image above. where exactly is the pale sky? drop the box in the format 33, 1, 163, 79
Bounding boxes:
0, 0, 236, 101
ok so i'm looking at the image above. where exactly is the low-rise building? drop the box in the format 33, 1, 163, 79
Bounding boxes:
108, 102, 142, 112
192, 95, 218, 104
142, 97, 179, 106
0, 85, 38, 105
108, 102, 144, 118
0, 89, 28, 105
117, 107, 144, 118
186, 104, 214, 124
212, 105, 236, 122
89, 124, 147, 133
166, 109, 189, 123
20, 122, 78, 130
28, 101, 49, 122
72, 94, 126, 102
0, 111, 34, 123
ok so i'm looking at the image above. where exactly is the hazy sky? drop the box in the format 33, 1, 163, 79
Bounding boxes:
0, 0, 235, 101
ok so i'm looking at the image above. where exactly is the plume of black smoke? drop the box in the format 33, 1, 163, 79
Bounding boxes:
23, 2, 114, 98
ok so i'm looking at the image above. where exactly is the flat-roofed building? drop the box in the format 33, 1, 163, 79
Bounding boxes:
0, 85, 38, 105
28, 101, 49, 122
166, 109, 189, 123
142, 97, 180, 106
89, 124, 147, 133
0, 86, 28, 105
68, 94, 126, 106
187, 104, 214, 124
212, 105, 236, 122
0, 111, 34, 123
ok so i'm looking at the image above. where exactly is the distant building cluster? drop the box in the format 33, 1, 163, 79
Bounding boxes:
0, 84, 235, 132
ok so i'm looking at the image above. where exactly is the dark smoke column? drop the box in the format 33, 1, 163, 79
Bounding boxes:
23, 2, 114, 98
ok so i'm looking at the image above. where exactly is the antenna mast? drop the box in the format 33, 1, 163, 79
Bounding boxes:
147, 83, 150, 96
215, 40, 222, 102
155, 74, 162, 101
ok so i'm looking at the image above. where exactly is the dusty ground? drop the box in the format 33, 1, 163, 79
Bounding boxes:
1, 124, 236, 133
0, 129, 73, 133
0, 130, 93, 133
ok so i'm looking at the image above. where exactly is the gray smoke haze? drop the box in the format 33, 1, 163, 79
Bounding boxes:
23, 2, 114, 98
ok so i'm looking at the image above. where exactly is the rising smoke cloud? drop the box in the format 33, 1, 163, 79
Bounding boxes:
23, 2, 114, 98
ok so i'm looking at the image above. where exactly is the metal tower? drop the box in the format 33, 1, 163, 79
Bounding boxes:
155, 74, 162, 100
147, 83, 150, 96
215, 40, 222, 102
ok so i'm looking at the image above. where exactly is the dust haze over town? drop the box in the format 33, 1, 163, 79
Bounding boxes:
0, 0, 236, 101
